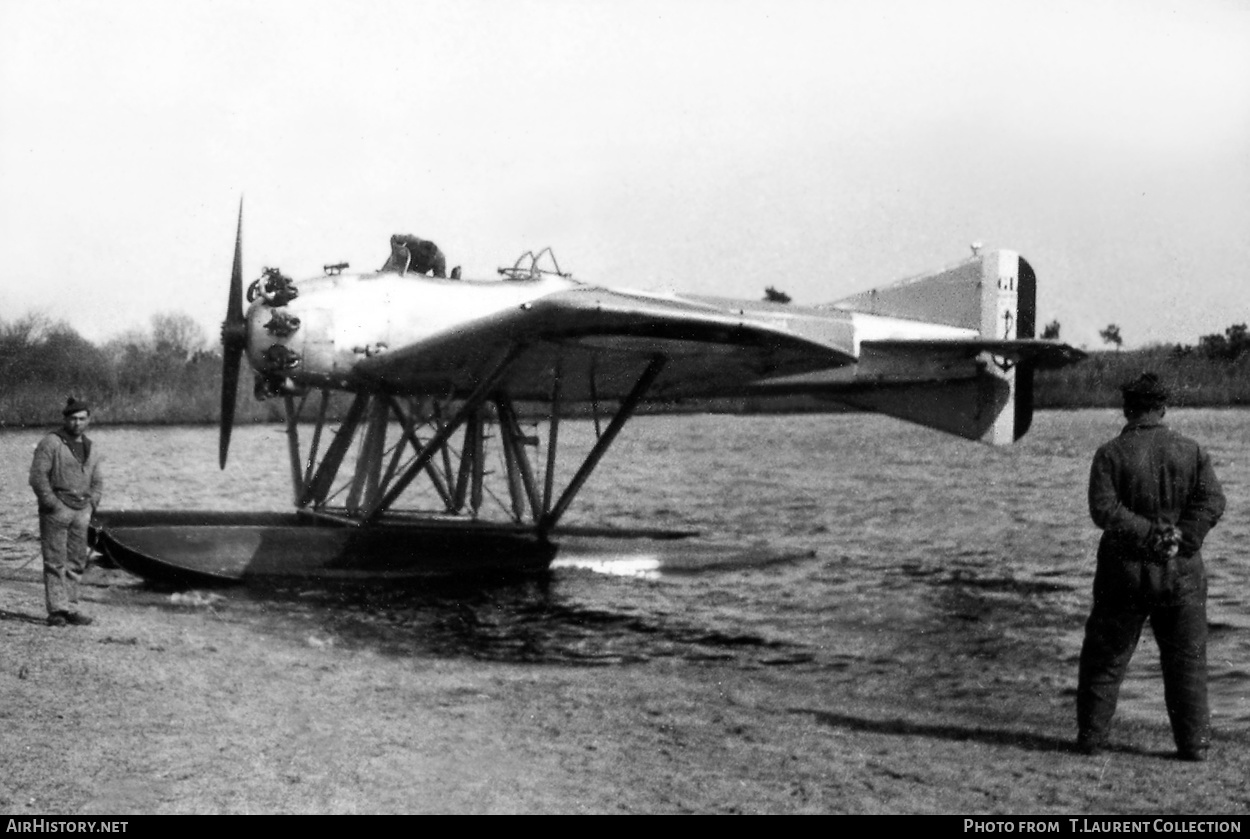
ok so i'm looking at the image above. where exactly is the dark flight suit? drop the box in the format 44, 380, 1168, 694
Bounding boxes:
382, 235, 447, 278
1079, 419, 1225, 755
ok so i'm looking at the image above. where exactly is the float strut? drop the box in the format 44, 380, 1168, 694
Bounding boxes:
495, 396, 543, 523
300, 392, 369, 508
282, 394, 305, 504
346, 396, 389, 515
384, 395, 453, 509
451, 416, 476, 513
302, 389, 331, 489
363, 345, 524, 522
433, 400, 455, 489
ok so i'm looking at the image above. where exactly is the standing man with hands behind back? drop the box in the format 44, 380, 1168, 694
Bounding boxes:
29, 397, 103, 627
1078, 373, 1225, 761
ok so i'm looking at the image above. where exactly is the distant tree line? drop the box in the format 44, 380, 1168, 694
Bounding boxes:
1175, 323, 1250, 362
0, 311, 287, 426
2, 309, 1248, 426
1052, 320, 1249, 362
1035, 321, 1250, 408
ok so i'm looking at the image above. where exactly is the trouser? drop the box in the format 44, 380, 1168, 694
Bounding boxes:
39, 502, 93, 616
1076, 556, 1210, 753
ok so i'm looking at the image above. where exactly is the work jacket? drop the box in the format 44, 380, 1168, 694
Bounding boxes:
1088, 419, 1225, 561
29, 430, 103, 512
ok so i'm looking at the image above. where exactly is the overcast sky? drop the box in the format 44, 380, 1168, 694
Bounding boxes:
2, 0, 1248, 350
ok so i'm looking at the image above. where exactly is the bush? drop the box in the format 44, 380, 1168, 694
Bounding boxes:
1036, 342, 1250, 408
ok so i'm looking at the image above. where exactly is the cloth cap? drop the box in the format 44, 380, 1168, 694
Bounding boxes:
1121, 373, 1169, 407
62, 397, 91, 416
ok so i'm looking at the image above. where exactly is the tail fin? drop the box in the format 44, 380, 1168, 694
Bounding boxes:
829, 249, 1039, 445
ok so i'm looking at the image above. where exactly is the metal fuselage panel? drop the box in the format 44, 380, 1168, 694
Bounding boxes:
245, 272, 582, 390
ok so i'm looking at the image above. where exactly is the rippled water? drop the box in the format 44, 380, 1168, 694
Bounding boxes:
2, 409, 1247, 727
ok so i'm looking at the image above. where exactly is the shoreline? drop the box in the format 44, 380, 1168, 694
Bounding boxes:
1, 559, 1247, 814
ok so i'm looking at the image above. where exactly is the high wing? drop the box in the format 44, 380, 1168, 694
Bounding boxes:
351, 285, 858, 402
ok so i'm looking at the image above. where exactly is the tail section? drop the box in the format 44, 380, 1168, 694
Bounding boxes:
825, 250, 1047, 445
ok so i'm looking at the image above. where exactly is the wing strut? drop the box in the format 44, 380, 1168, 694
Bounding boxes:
539, 355, 667, 533
588, 356, 603, 439
542, 359, 563, 514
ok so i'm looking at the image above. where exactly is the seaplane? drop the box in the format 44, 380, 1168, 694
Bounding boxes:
92, 205, 1085, 585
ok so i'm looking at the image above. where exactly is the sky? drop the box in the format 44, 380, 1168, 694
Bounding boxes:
1, 0, 1248, 351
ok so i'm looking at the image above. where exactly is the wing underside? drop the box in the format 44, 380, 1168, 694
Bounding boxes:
352, 287, 857, 402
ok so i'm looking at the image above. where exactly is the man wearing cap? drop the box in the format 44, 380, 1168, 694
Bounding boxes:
29, 397, 103, 627
1078, 373, 1225, 761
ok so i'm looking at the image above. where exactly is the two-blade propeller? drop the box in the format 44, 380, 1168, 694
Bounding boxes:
219, 199, 248, 469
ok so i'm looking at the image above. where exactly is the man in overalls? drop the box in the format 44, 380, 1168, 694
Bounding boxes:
1078, 373, 1225, 761
381, 234, 447, 278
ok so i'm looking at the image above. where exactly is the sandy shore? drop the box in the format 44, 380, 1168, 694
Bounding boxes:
1, 557, 1247, 816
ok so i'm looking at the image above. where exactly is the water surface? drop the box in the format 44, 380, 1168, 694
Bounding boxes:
3, 409, 1246, 728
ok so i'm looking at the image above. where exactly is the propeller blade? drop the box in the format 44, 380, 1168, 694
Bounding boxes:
219, 198, 246, 469
227, 198, 244, 325
219, 340, 242, 468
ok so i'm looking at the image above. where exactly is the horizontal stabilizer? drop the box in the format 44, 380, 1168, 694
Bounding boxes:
861, 337, 1087, 369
